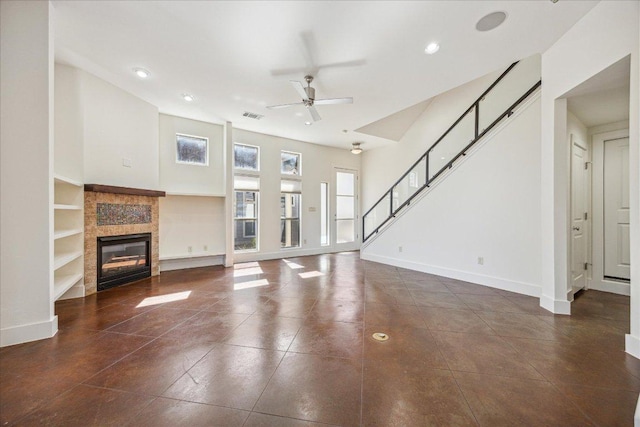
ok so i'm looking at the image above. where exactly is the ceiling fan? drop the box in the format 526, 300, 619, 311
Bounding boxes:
266, 75, 353, 122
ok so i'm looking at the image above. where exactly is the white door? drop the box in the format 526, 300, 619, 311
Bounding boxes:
604, 137, 630, 281
570, 136, 588, 293
334, 169, 359, 251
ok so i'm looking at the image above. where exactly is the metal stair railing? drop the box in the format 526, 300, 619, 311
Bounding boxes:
362, 61, 542, 242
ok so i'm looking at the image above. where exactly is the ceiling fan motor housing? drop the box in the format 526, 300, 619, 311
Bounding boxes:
304, 86, 315, 103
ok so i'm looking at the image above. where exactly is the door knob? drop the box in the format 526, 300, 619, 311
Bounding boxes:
572, 226, 580, 231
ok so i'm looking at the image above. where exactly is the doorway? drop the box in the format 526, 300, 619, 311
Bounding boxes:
570, 134, 589, 296
334, 168, 359, 252
592, 129, 631, 294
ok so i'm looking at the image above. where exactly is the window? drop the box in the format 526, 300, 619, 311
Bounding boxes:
176, 134, 208, 166
234, 143, 259, 171
320, 182, 329, 246
234, 176, 259, 251
281, 180, 301, 248
281, 151, 301, 175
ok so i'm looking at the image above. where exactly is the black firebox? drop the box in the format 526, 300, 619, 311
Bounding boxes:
97, 233, 151, 291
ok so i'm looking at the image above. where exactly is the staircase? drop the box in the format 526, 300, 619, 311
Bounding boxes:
362, 60, 542, 243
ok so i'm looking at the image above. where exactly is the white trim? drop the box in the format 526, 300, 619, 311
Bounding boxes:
233, 246, 359, 264
591, 129, 630, 292
590, 279, 630, 296
626, 334, 640, 360
160, 255, 224, 272
0, 316, 58, 347
360, 252, 541, 298
634, 393, 640, 427
540, 294, 572, 315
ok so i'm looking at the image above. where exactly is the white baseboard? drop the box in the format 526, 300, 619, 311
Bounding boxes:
0, 316, 58, 347
539, 294, 572, 315
590, 279, 630, 296
360, 252, 540, 297
635, 392, 640, 427
160, 255, 224, 272
234, 247, 358, 264
626, 334, 640, 360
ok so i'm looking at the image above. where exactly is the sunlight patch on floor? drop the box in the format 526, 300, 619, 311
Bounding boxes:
136, 290, 192, 308
234, 278, 270, 291
299, 271, 324, 279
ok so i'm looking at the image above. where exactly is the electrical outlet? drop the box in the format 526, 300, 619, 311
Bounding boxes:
477, 256, 484, 265
398, 246, 403, 253
188, 246, 193, 253
204, 245, 208, 252
122, 157, 132, 167
303, 239, 307, 245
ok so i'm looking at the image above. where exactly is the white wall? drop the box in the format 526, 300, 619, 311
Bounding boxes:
159, 114, 225, 196
540, 1, 639, 358
81, 70, 159, 190
159, 195, 226, 260
232, 129, 361, 262
54, 64, 83, 182
362, 95, 542, 296
1, 1, 57, 346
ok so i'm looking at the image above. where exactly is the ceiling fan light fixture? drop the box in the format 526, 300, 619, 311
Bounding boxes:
351, 142, 363, 155
424, 42, 440, 55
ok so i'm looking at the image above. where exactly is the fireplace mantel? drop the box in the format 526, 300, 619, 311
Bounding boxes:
84, 184, 165, 198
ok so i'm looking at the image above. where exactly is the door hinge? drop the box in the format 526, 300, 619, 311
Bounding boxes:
584, 262, 588, 270
584, 212, 588, 220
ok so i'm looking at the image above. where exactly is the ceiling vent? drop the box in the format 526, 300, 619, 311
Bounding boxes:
243, 111, 264, 120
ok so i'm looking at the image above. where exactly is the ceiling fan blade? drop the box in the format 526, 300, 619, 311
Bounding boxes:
290, 80, 308, 100
308, 106, 322, 122
266, 102, 304, 109
314, 97, 353, 105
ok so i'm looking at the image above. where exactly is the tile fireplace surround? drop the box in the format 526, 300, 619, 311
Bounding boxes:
84, 184, 165, 295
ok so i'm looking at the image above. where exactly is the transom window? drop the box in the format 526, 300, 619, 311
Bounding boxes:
176, 133, 208, 166
234, 143, 259, 171
281, 151, 301, 175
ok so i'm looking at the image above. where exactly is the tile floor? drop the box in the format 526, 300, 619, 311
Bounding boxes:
1, 252, 638, 426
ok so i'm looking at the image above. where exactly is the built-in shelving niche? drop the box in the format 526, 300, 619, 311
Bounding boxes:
53, 175, 84, 300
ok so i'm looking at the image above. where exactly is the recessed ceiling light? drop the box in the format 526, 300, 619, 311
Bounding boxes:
295, 112, 304, 117
424, 42, 440, 55
182, 93, 195, 102
133, 68, 150, 79
476, 11, 507, 32
304, 121, 312, 126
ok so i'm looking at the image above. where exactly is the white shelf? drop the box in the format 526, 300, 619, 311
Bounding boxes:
54, 250, 83, 271
54, 174, 83, 187
54, 228, 83, 240
54, 204, 82, 211
160, 251, 223, 261
54, 272, 83, 300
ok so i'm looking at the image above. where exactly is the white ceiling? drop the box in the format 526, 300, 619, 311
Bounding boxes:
52, 1, 598, 151
566, 56, 630, 128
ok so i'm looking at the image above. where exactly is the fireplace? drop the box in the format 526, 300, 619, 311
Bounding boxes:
97, 233, 151, 291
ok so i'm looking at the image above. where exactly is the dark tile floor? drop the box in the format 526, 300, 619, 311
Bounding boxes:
1, 252, 638, 426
